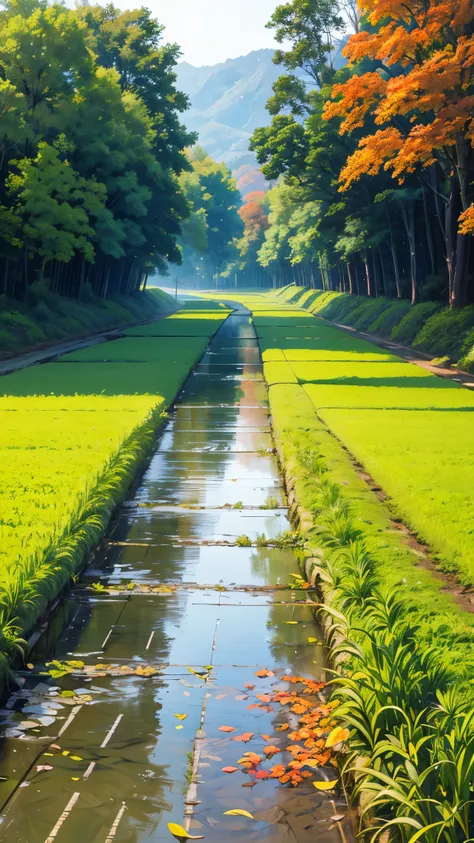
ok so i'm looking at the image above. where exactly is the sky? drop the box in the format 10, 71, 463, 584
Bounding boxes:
113, 0, 280, 66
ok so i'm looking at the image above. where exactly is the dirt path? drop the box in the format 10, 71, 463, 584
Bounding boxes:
0, 310, 349, 843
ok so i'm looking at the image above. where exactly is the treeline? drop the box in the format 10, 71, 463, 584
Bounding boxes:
0, 0, 195, 300
236, 0, 474, 307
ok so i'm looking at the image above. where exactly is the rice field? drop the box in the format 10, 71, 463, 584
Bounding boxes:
0, 306, 228, 666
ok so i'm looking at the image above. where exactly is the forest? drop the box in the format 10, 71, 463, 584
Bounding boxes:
232, 0, 474, 308
0, 0, 196, 300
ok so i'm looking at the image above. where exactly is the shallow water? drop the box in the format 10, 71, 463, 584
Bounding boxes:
0, 309, 350, 842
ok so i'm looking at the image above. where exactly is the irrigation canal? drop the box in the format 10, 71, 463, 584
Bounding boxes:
0, 307, 350, 842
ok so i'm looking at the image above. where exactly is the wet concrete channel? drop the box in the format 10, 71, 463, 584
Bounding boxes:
0, 307, 349, 842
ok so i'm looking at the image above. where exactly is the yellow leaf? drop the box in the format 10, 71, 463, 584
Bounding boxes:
174, 713, 188, 721
325, 727, 350, 748
224, 809, 254, 818
70, 756, 83, 761
307, 637, 318, 644
285, 621, 298, 625
176, 725, 183, 730
71, 777, 80, 782
62, 751, 70, 756
167, 822, 205, 840
313, 779, 338, 791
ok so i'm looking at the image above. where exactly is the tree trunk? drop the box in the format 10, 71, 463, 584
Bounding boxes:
400, 202, 418, 304
362, 249, 371, 296
421, 180, 436, 275
386, 211, 402, 298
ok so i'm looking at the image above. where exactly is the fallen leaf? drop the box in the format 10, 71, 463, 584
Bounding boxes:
168, 822, 205, 840
176, 725, 184, 730
219, 726, 236, 733
313, 780, 338, 791
263, 745, 281, 757
62, 751, 70, 756
276, 724, 289, 732
285, 621, 298, 625
50, 744, 61, 750
70, 756, 83, 762
222, 766, 238, 774
255, 770, 269, 779
256, 695, 272, 703
215, 694, 227, 700
241, 782, 257, 788
254, 669, 274, 678
307, 638, 318, 644
174, 714, 188, 721
331, 815, 345, 822
36, 765, 53, 772
261, 733, 271, 741
224, 810, 254, 819
184, 692, 191, 697
243, 683, 255, 691
232, 732, 254, 743
26, 664, 34, 670
325, 727, 350, 748
234, 694, 248, 701
71, 777, 80, 782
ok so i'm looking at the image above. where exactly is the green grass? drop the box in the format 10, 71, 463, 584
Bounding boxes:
0, 286, 177, 357
0, 306, 228, 689
59, 336, 208, 364
275, 285, 474, 371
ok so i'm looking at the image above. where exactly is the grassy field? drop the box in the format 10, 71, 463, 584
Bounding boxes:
202, 291, 474, 666
275, 284, 474, 371
0, 304, 228, 682
0, 285, 176, 358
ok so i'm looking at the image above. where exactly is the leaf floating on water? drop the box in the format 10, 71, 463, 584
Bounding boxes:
71, 777, 80, 782
187, 668, 209, 679
183, 692, 191, 697
263, 745, 281, 757
285, 621, 298, 625
176, 726, 184, 730
276, 724, 289, 732
168, 822, 205, 840
62, 751, 70, 756
241, 782, 257, 788
243, 683, 255, 691
215, 694, 227, 700
224, 810, 254, 819
255, 770, 269, 779
26, 664, 34, 670
221, 766, 238, 774
218, 725, 236, 733
234, 694, 248, 701
254, 669, 274, 678
70, 756, 83, 762
313, 779, 338, 791
232, 732, 254, 743
307, 637, 318, 644
174, 714, 188, 721
36, 765, 53, 772
325, 727, 350, 748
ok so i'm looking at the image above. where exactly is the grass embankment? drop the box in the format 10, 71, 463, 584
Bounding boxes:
276, 285, 474, 372
0, 302, 229, 686
218, 292, 474, 841
0, 283, 177, 359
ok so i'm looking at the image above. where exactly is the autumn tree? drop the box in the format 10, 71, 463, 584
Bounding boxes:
323, 0, 474, 306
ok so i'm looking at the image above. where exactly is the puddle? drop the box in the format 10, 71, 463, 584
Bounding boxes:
0, 311, 348, 843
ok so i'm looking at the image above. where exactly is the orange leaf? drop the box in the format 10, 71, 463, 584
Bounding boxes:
232, 732, 254, 743
255, 770, 269, 779
222, 767, 238, 773
254, 669, 274, 678
264, 745, 281, 757
276, 724, 289, 731
219, 726, 236, 733
243, 683, 255, 690
256, 695, 272, 703
261, 734, 271, 741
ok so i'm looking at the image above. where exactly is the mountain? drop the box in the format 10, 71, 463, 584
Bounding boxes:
176, 49, 281, 194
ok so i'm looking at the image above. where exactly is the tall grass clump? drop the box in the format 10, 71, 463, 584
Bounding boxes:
295, 439, 474, 842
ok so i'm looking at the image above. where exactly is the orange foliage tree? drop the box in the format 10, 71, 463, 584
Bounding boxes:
323, 0, 474, 306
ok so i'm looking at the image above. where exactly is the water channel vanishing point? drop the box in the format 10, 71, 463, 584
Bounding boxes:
0, 306, 350, 843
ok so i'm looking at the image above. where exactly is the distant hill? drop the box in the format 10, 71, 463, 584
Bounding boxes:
176, 46, 347, 196
176, 49, 280, 194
